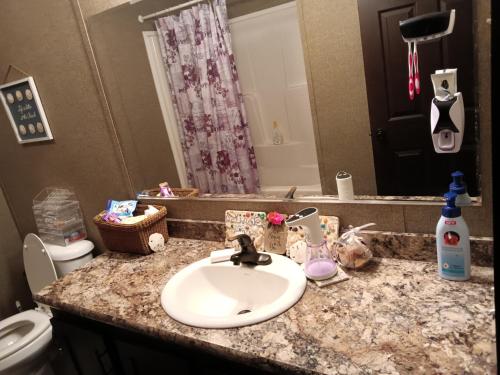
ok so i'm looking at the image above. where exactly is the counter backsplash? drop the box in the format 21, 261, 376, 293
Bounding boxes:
166, 219, 493, 267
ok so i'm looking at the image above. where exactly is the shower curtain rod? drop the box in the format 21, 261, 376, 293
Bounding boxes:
138, 0, 210, 23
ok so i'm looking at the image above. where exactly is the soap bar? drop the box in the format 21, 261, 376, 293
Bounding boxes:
210, 248, 236, 263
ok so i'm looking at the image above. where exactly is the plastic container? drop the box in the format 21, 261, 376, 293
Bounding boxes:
33, 187, 87, 246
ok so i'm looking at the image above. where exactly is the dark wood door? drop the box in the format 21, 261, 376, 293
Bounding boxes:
358, 0, 478, 196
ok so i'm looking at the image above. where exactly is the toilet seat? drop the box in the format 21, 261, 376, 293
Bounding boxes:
0, 310, 52, 373
0, 234, 57, 373
0, 310, 51, 362
1, 233, 94, 374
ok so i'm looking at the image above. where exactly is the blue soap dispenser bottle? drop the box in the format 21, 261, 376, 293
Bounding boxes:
436, 192, 471, 281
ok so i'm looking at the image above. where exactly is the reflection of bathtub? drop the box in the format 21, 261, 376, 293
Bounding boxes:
254, 141, 322, 195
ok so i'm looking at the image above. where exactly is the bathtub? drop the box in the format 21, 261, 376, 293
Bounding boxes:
253, 141, 322, 195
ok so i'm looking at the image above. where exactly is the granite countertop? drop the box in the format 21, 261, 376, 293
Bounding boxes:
35, 238, 496, 374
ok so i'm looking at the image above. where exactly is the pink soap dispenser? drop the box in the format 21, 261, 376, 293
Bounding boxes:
285, 207, 337, 280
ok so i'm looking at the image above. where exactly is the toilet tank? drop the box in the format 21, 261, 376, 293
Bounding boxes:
45, 240, 94, 277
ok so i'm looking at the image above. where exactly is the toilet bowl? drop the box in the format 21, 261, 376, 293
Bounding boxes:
0, 234, 94, 374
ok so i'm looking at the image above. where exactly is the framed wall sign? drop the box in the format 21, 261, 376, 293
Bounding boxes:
0, 76, 53, 143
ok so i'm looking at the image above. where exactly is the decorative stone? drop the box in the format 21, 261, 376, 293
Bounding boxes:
148, 233, 166, 252
224, 210, 266, 250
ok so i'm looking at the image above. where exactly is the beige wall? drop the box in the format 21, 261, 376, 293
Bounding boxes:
0, 0, 134, 248
0, 0, 136, 314
298, 0, 376, 195
79, 0, 129, 18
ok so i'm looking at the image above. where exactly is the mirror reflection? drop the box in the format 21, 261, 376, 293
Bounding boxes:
86, 0, 487, 199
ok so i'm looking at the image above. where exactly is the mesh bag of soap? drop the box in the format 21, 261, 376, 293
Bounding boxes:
332, 223, 375, 270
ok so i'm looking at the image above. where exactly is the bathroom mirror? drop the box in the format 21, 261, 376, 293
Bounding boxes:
84, 0, 488, 200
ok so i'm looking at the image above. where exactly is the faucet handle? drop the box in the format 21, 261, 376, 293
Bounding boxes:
227, 234, 256, 253
228, 234, 272, 265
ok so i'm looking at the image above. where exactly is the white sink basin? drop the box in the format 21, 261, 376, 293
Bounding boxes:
161, 253, 306, 328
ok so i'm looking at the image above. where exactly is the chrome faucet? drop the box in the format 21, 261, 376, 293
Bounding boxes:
227, 234, 272, 266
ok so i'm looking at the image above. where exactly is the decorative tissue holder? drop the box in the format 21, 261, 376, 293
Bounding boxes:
264, 212, 288, 255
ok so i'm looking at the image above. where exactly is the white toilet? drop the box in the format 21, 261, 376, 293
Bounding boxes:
0, 233, 94, 375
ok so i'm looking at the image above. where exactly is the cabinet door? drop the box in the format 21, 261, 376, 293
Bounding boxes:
113, 338, 190, 375
51, 318, 116, 375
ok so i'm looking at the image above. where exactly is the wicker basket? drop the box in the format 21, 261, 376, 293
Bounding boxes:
93, 204, 168, 255
143, 187, 199, 198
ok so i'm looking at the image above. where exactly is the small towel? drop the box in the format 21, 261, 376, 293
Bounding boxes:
210, 248, 236, 263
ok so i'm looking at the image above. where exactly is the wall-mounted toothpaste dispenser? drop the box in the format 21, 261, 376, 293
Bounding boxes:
430, 68, 465, 153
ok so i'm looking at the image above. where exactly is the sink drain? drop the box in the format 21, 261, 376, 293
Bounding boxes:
237, 309, 251, 315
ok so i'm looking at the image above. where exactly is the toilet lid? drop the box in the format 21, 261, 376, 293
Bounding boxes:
23, 234, 57, 295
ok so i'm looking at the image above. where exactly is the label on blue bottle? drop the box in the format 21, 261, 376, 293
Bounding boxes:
441, 248, 465, 276
440, 230, 465, 276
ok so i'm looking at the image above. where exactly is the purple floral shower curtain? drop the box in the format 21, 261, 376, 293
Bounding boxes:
155, 0, 260, 194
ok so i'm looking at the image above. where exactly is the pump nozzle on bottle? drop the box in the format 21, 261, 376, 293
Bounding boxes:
449, 171, 471, 206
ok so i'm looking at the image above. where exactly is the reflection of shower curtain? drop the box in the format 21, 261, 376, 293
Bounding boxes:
155, 0, 260, 194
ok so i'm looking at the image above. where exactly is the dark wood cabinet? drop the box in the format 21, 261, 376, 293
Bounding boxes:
49, 310, 273, 375
113, 338, 191, 375
51, 317, 117, 375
